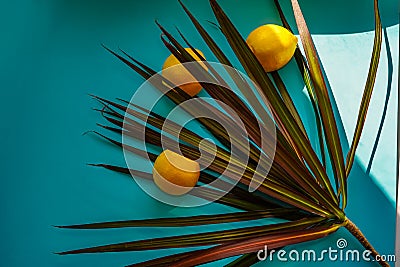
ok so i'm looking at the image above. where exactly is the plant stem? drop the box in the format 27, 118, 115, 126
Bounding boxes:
344, 218, 390, 267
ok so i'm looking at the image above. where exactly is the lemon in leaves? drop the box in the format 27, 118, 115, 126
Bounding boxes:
152, 150, 200, 195
246, 24, 297, 72
162, 48, 206, 97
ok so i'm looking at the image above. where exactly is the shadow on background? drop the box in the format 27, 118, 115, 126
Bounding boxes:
346, 160, 396, 257
367, 27, 394, 174
58, 0, 398, 34
273, 0, 397, 34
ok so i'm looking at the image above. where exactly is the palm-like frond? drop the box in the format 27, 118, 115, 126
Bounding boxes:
345, 0, 382, 176
57, 0, 388, 266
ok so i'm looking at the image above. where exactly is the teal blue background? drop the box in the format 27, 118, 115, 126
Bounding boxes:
0, 0, 397, 266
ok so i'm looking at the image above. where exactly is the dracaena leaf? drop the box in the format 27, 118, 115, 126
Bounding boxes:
273, 0, 327, 167
290, 0, 346, 207
56, 209, 295, 229
208, 0, 339, 207
172, 223, 340, 266
345, 0, 382, 177
271, 71, 307, 137
179, 0, 307, 163
56, 217, 325, 255
155, 12, 327, 206
95, 97, 335, 217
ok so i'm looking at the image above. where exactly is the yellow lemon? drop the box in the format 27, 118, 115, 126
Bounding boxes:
246, 24, 297, 72
152, 149, 200, 195
162, 48, 206, 97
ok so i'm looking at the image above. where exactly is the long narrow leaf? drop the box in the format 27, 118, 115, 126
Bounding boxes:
273, 0, 327, 167
290, 0, 346, 208
56, 209, 295, 229
173, 223, 340, 266
345, 0, 382, 177
271, 71, 307, 138
209, 0, 341, 216
56, 217, 324, 255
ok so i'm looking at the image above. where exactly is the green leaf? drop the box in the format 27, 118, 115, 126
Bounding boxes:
173, 223, 340, 266
103, 46, 315, 211
209, 0, 341, 218
272, 0, 327, 167
271, 71, 307, 137
179, 0, 232, 66
87, 163, 277, 211
179, 1, 310, 170
96, 88, 334, 216
56, 217, 325, 255
290, 0, 346, 208
88, 163, 152, 179
93, 98, 320, 215
56, 209, 295, 229
345, 0, 382, 177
